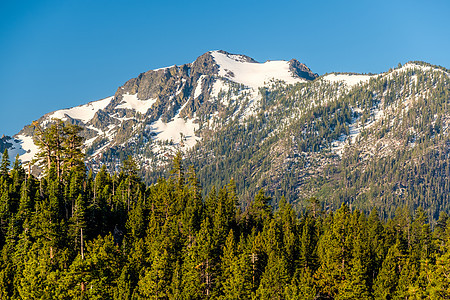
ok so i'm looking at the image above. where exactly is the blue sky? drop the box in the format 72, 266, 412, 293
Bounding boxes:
1, 0, 449, 136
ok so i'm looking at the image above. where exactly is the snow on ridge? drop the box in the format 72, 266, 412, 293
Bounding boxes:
210, 51, 305, 89
6, 96, 113, 164
380, 63, 439, 81
324, 63, 444, 90
397, 63, 432, 73
116, 93, 157, 114
48, 96, 113, 123
323, 74, 373, 88
153, 65, 175, 72
384, 62, 450, 79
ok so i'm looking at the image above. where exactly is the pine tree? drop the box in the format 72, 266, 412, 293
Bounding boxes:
136, 248, 172, 299
60, 234, 124, 299
246, 189, 272, 230
315, 203, 352, 297
17, 180, 34, 223
255, 252, 289, 299
338, 238, 372, 299
426, 252, 450, 298
275, 197, 298, 275
219, 230, 252, 299
181, 166, 203, 238
373, 241, 405, 299
299, 215, 318, 271
0, 181, 11, 232
70, 194, 86, 257
284, 268, 317, 300
182, 217, 216, 298
171, 151, 184, 187
62, 123, 85, 175
113, 265, 134, 300
0, 149, 9, 177
367, 207, 386, 284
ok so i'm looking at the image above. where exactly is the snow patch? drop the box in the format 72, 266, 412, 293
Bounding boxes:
116, 93, 157, 114
148, 100, 200, 149
8, 135, 39, 163
211, 78, 228, 96
48, 96, 113, 123
332, 105, 385, 156
194, 75, 206, 99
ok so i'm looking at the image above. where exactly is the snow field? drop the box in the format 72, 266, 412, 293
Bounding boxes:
210, 51, 305, 90
48, 96, 113, 123
148, 99, 200, 149
116, 93, 157, 114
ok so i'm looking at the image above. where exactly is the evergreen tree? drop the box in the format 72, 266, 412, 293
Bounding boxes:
136, 248, 172, 299
0, 149, 9, 177
182, 217, 216, 298
373, 241, 405, 299
315, 203, 352, 297
219, 230, 252, 299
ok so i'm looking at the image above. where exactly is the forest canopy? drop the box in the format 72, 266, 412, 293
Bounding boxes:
0, 122, 450, 299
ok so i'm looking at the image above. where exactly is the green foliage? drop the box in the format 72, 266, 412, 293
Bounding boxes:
0, 149, 10, 176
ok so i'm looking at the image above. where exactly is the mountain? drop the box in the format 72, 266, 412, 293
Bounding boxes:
1, 50, 317, 170
2, 51, 450, 222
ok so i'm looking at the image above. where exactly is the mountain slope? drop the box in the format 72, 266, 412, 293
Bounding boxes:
2, 53, 450, 222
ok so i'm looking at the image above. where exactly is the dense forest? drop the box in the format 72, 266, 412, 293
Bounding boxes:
1, 121, 450, 299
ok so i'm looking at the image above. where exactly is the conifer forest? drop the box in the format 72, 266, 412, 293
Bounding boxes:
1, 121, 450, 299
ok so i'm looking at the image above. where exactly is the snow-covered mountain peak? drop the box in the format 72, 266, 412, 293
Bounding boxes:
210, 50, 258, 64
0, 51, 317, 171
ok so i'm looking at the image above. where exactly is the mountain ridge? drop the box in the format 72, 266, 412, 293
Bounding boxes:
1, 50, 319, 168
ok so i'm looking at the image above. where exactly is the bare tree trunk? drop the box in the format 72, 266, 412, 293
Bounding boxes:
251, 253, 258, 287
206, 258, 210, 296
81, 228, 84, 260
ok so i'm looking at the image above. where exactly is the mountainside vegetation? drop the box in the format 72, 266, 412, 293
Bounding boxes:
1, 124, 450, 299
179, 62, 450, 224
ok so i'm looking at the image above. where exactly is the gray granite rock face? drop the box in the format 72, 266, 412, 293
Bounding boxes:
105, 51, 318, 126
289, 59, 318, 81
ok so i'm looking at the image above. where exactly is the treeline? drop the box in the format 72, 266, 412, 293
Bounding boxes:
0, 125, 450, 299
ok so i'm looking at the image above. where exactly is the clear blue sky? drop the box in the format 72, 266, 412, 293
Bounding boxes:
1, 0, 449, 136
